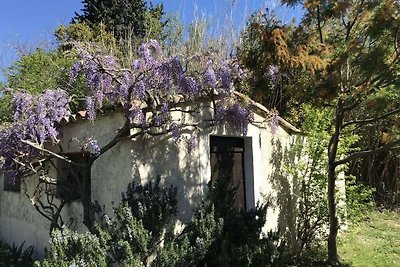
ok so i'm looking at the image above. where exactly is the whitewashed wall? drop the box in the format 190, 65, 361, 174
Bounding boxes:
0, 106, 298, 257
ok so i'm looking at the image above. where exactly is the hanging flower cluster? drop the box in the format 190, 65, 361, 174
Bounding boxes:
0, 89, 71, 184
12, 89, 71, 143
215, 101, 254, 134
270, 110, 279, 134
69, 40, 253, 140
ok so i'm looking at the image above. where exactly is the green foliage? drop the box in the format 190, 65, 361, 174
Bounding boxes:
154, 203, 224, 267
97, 204, 149, 265
39, 175, 287, 266
345, 176, 376, 222
279, 105, 332, 256
0, 241, 35, 267
37, 228, 107, 267
38, 177, 178, 266
0, 93, 13, 124
73, 0, 165, 41
253, 3, 400, 258
270, 104, 359, 261
1, 47, 90, 122
155, 178, 287, 267
238, 10, 327, 121
160, 14, 184, 55
122, 175, 178, 243
95, 176, 178, 265
6, 49, 74, 95
55, 22, 117, 50
348, 85, 400, 209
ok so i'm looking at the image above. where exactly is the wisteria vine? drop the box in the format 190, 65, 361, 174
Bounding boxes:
0, 39, 256, 190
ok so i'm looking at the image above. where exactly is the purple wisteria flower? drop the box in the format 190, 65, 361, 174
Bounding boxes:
268, 65, 279, 80
180, 76, 201, 97
129, 107, 147, 127
161, 102, 169, 114
231, 61, 244, 80
170, 122, 180, 142
133, 81, 146, 100
69, 61, 82, 83
0, 89, 70, 184
270, 111, 279, 134
138, 39, 161, 62
215, 101, 254, 135
13, 92, 34, 121
67, 39, 254, 146
86, 137, 101, 156
204, 67, 217, 87
219, 63, 232, 90
185, 133, 198, 151
132, 59, 141, 69
86, 97, 96, 122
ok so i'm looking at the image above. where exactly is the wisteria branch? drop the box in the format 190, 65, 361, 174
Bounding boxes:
20, 140, 86, 168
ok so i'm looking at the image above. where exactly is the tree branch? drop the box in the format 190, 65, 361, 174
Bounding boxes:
345, 0, 365, 41
316, 5, 324, 44
20, 140, 86, 168
93, 120, 131, 161
342, 107, 400, 129
334, 139, 400, 166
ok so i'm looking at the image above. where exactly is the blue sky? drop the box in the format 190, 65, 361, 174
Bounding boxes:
0, 0, 303, 82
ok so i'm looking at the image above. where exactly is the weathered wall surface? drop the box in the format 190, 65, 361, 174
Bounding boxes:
0, 171, 85, 258
0, 107, 298, 257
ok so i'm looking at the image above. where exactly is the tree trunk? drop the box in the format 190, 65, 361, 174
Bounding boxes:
327, 164, 339, 265
82, 162, 94, 232
327, 103, 344, 265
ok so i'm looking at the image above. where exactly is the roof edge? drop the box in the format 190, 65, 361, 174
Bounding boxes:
233, 91, 301, 134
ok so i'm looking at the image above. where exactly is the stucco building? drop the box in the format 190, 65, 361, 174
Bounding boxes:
0, 97, 302, 257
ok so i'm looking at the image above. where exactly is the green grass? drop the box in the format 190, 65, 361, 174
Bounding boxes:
338, 211, 400, 267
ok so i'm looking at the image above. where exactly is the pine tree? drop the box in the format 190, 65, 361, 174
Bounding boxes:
73, 0, 165, 40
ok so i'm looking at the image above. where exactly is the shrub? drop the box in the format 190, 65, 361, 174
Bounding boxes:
39, 176, 287, 266
346, 175, 376, 222
122, 175, 178, 243
37, 228, 107, 267
0, 241, 35, 267
154, 179, 288, 267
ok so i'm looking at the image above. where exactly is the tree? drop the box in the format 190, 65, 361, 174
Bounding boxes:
73, 0, 165, 41
239, 10, 327, 120
0, 40, 254, 233
240, 1, 400, 264
0, 47, 91, 125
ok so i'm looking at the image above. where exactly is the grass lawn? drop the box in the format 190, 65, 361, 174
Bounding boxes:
338, 211, 400, 267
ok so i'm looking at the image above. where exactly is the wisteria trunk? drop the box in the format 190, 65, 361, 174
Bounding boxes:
82, 162, 94, 232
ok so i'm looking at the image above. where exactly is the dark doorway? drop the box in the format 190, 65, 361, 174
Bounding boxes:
210, 136, 246, 210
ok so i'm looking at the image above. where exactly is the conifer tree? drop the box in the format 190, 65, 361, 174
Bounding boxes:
73, 0, 165, 40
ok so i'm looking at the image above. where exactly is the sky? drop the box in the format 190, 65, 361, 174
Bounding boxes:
0, 0, 303, 82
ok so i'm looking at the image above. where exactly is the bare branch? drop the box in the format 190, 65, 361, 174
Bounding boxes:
21, 140, 86, 168
94, 120, 131, 161
342, 107, 400, 129
334, 139, 400, 166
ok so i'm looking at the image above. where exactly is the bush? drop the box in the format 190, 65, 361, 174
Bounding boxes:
346, 175, 376, 222
0, 241, 35, 267
154, 178, 288, 267
39, 176, 287, 266
122, 175, 178, 243
37, 228, 107, 267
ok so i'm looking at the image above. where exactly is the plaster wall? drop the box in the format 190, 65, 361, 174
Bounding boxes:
0, 171, 85, 258
0, 108, 297, 257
